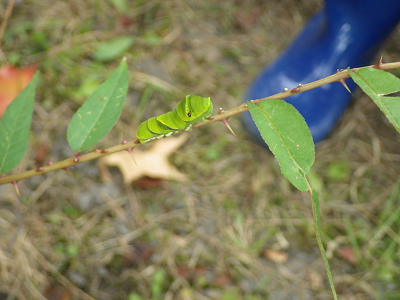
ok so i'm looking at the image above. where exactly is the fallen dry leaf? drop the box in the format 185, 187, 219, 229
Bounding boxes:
263, 249, 289, 263
306, 267, 324, 290
98, 134, 189, 184
34, 140, 50, 166
213, 273, 232, 287
234, 7, 265, 30
338, 246, 358, 266
0, 64, 37, 117
42, 284, 71, 300
122, 240, 154, 266
131, 176, 164, 188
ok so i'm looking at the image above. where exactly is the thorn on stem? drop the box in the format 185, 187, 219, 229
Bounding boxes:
122, 138, 128, 145
373, 56, 383, 69
220, 118, 236, 136
336, 70, 352, 94
339, 78, 352, 95
101, 149, 108, 153
283, 88, 289, 92
221, 119, 236, 136
36, 166, 44, 172
12, 181, 20, 197
126, 148, 137, 165
217, 108, 236, 136
47, 161, 54, 166
63, 168, 73, 175
290, 84, 302, 93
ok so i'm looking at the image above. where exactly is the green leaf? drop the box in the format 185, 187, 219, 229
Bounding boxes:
311, 190, 337, 300
67, 59, 129, 152
128, 293, 143, 300
247, 100, 315, 191
93, 36, 135, 61
0, 72, 39, 173
109, 0, 128, 12
349, 68, 400, 133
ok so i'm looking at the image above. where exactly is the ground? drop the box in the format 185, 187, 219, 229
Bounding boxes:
1, 0, 400, 299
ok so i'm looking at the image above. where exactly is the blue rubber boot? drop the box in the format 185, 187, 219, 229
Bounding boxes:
243, 0, 400, 145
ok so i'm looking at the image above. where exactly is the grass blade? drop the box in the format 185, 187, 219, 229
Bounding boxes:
247, 99, 315, 191
0, 72, 39, 173
311, 189, 338, 300
67, 59, 129, 152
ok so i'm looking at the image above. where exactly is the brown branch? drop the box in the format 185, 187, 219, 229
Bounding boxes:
1, 61, 400, 185
194, 61, 400, 127
0, 141, 141, 185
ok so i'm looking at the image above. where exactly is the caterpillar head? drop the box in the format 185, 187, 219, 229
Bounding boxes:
175, 95, 213, 123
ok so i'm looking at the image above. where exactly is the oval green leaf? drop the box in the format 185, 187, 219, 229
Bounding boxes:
67, 59, 129, 152
93, 36, 135, 62
247, 99, 315, 191
349, 68, 400, 133
0, 72, 39, 173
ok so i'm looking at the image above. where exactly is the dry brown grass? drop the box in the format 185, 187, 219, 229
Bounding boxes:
1, 0, 400, 299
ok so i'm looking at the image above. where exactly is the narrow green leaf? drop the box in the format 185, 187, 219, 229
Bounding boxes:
93, 36, 135, 62
0, 72, 39, 173
67, 59, 129, 152
349, 68, 400, 133
247, 100, 315, 191
311, 190, 337, 300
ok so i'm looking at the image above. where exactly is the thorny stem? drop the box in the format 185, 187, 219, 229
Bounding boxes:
0, 141, 141, 185
194, 61, 400, 128
1, 61, 400, 185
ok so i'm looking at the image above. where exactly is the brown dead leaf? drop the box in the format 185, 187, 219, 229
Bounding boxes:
132, 176, 164, 188
234, 8, 265, 30
213, 273, 232, 287
42, 284, 71, 300
263, 249, 289, 263
34, 141, 50, 166
338, 247, 358, 266
98, 134, 189, 184
122, 240, 154, 266
306, 267, 324, 290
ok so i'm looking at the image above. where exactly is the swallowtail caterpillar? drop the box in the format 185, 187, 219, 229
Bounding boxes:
136, 95, 213, 143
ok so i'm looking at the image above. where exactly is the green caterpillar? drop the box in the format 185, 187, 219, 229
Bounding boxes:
136, 95, 213, 143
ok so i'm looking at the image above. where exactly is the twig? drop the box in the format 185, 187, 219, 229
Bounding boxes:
1, 61, 400, 185
0, 140, 140, 185
194, 61, 400, 128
